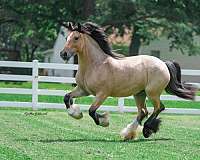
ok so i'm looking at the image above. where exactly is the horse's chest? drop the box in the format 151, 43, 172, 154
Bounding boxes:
75, 73, 97, 95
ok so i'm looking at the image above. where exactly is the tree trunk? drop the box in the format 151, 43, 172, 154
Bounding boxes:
73, 55, 78, 77
25, 44, 29, 62
72, 55, 78, 86
83, 0, 95, 18
129, 26, 141, 56
30, 45, 38, 61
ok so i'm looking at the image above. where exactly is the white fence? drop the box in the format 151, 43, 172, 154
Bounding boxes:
0, 60, 200, 114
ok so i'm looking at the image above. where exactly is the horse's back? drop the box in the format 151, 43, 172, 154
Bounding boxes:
123, 55, 169, 75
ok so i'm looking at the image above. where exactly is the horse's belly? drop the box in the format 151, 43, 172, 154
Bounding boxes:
110, 91, 135, 97
109, 82, 145, 97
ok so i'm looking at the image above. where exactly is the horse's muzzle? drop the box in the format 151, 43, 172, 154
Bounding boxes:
60, 49, 74, 61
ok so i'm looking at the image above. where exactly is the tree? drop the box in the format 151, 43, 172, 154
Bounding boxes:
0, 0, 91, 62
93, 0, 200, 56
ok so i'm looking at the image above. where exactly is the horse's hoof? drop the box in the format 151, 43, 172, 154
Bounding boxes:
143, 126, 153, 138
67, 105, 83, 119
143, 118, 161, 138
120, 122, 143, 141
120, 128, 137, 141
69, 112, 83, 119
99, 112, 109, 127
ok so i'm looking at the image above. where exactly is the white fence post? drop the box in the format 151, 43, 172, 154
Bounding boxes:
32, 60, 39, 110
118, 97, 124, 113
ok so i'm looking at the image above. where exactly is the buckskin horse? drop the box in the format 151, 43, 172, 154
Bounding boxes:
60, 22, 196, 140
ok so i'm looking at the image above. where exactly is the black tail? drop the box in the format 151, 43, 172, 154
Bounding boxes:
165, 61, 196, 100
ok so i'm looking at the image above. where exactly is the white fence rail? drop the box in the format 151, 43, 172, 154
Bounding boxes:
0, 60, 200, 114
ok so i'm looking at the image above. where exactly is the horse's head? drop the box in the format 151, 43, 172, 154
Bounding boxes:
60, 23, 85, 61
60, 22, 121, 62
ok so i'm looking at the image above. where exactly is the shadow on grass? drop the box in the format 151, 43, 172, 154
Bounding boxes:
17, 137, 174, 143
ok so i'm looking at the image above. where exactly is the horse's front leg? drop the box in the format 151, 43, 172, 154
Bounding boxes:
89, 94, 109, 127
64, 86, 88, 119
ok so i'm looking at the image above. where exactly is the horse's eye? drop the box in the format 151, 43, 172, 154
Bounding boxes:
74, 37, 79, 41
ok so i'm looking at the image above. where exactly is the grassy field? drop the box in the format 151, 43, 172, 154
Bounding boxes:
0, 108, 200, 160
0, 82, 200, 159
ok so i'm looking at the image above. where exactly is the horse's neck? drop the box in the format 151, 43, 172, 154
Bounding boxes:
78, 36, 108, 72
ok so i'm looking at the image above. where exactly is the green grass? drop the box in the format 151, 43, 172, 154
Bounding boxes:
0, 82, 73, 90
0, 108, 200, 160
0, 93, 200, 109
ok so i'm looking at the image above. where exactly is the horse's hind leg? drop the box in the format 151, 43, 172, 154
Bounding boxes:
143, 94, 165, 138
120, 91, 148, 140
135, 91, 148, 124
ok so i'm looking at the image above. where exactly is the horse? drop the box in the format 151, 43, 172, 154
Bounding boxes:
60, 22, 196, 140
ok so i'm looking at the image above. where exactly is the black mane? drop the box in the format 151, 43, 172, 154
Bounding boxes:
75, 22, 123, 58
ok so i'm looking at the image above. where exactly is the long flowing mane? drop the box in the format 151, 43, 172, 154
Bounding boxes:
76, 22, 123, 58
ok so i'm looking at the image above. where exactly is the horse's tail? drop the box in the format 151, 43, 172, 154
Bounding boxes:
165, 61, 196, 100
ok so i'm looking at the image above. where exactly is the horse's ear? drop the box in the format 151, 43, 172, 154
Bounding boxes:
77, 23, 82, 32
67, 22, 73, 31
61, 22, 73, 31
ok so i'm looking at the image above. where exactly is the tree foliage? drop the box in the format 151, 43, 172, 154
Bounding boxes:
0, 0, 90, 61
94, 0, 200, 55
0, 0, 200, 62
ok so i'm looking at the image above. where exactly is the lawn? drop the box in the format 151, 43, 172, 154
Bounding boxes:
0, 108, 200, 160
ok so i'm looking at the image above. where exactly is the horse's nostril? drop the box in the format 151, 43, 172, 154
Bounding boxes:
60, 51, 69, 61
60, 51, 65, 58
